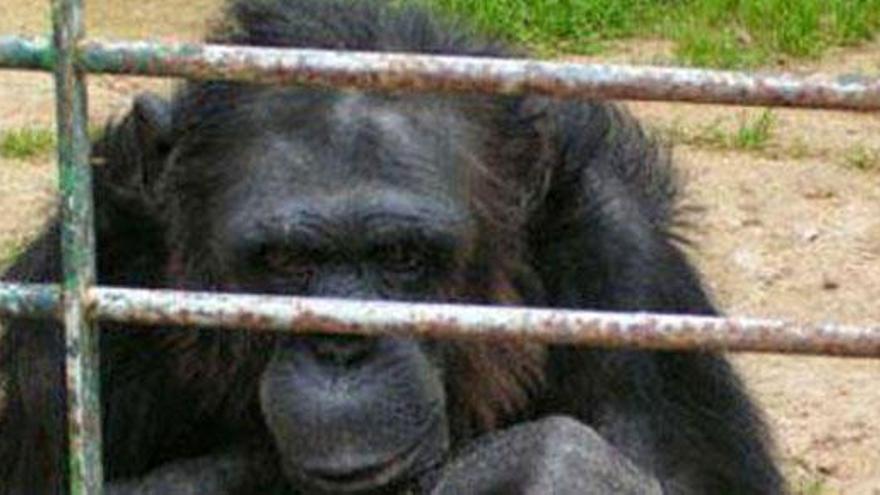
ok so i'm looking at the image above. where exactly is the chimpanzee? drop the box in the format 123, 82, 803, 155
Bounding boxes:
0, 0, 785, 493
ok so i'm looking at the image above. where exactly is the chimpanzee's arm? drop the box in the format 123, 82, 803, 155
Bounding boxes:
105, 450, 286, 495
431, 416, 662, 495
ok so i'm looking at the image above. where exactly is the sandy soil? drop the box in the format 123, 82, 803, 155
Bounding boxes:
1, 2, 879, 493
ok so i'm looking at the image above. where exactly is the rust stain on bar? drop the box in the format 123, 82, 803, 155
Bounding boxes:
2, 36, 880, 110
78, 40, 880, 111
84, 288, 880, 358
2, 283, 879, 358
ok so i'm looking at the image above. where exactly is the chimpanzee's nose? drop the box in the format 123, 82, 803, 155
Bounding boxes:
306, 335, 377, 366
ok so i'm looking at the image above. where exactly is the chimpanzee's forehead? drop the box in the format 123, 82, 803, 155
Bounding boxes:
220, 92, 480, 199
197, 92, 483, 244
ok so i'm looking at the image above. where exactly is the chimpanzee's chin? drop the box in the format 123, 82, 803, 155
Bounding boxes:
260, 337, 450, 491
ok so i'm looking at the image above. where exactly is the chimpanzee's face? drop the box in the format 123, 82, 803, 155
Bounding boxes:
168, 91, 497, 493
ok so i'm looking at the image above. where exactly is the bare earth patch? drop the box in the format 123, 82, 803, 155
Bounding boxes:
667, 145, 880, 494
1, 2, 879, 493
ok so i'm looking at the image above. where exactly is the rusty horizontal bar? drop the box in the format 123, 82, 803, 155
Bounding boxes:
0, 283, 878, 358
2, 35, 880, 110
0, 282, 61, 317
0, 35, 55, 69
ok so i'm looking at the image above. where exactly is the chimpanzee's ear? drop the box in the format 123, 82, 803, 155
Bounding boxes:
88, 93, 176, 284
130, 92, 175, 187
133, 92, 173, 151
524, 100, 716, 314
93, 91, 176, 207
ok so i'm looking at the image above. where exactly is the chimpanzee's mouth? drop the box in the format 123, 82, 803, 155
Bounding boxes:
300, 441, 423, 493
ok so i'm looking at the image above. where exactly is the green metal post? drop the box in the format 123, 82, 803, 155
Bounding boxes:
51, 0, 104, 493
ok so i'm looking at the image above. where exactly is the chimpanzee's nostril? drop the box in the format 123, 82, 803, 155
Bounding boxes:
307, 336, 376, 366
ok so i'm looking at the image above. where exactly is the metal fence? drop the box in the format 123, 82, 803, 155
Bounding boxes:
0, 0, 879, 493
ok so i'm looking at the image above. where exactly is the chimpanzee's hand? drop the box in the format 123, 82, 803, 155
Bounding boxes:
431, 416, 663, 495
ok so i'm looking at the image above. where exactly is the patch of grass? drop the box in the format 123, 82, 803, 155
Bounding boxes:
732, 109, 775, 151
429, 0, 880, 67
843, 145, 880, 172
655, 110, 776, 152
0, 127, 56, 160
671, 25, 767, 69
0, 125, 108, 161
667, 0, 880, 67
427, 0, 657, 55
654, 118, 727, 149
793, 477, 830, 495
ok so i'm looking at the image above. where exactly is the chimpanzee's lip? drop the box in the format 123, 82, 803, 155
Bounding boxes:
296, 415, 446, 493
299, 440, 423, 493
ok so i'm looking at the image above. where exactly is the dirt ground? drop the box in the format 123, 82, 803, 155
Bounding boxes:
1, 2, 879, 493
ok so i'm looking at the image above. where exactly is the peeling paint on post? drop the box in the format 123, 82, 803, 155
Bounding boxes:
51, 0, 104, 493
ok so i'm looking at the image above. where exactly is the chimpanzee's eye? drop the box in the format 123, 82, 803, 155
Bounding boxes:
260, 246, 317, 287
377, 242, 427, 278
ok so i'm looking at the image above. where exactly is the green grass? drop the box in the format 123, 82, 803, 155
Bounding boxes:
0, 125, 108, 161
843, 145, 880, 172
732, 109, 775, 150
793, 477, 830, 495
656, 110, 776, 152
430, 0, 880, 67
428, 0, 661, 55
0, 127, 56, 160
